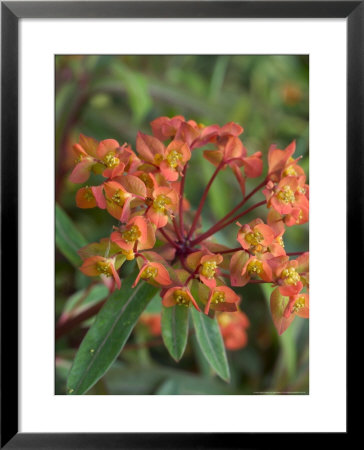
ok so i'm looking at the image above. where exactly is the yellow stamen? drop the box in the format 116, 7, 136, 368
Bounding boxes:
245, 230, 264, 246
211, 291, 225, 304
292, 296, 305, 313
139, 173, 153, 189
153, 194, 172, 213
166, 149, 183, 168
283, 165, 297, 177
122, 225, 141, 243
141, 266, 158, 280
247, 260, 263, 275
122, 249, 135, 260
173, 289, 190, 307
84, 187, 94, 202
201, 261, 217, 279
277, 185, 295, 204
154, 153, 163, 164
111, 190, 128, 206
96, 261, 112, 277
282, 267, 301, 285
104, 152, 120, 168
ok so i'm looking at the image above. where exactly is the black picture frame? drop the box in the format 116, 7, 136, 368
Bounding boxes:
1, 1, 356, 447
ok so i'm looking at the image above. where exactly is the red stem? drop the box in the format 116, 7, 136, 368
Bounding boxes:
179, 164, 188, 238
159, 228, 179, 249
209, 178, 267, 235
192, 200, 266, 246
287, 251, 307, 256
172, 218, 183, 242
187, 161, 224, 240
217, 247, 245, 255
55, 298, 107, 339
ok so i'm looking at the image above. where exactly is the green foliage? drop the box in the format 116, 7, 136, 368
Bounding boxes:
55, 203, 87, 266
67, 274, 158, 395
191, 307, 230, 382
161, 305, 189, 362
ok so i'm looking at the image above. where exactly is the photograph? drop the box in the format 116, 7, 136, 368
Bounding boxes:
55, 54, 309, 396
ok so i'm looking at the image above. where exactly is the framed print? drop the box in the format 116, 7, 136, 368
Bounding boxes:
1, 1, 357, 447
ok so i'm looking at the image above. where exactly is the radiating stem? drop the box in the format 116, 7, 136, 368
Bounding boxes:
187, 160, 224, 239
209, 178, 267, 235
159, 228, 179, 249
192, 200, 266, 246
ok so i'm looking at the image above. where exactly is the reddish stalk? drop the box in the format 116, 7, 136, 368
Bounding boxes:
172, 218, 183, 242
192, 200, 266, 246
287, 251, 307, 256
208, 178, 267, 236
187, 160, 224, 240
218, 247, 244, 255
55, 298, 107, 339
178, 164, 188, 238
159, 228, 179, 249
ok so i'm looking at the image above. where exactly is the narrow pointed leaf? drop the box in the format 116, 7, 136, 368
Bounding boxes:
190, 308, 230, 382
55, 203, 87, 266
161, 305, 189, 361
67, 274, 158, 395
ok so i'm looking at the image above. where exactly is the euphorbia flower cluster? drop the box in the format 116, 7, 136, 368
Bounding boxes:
71, 116, 309, 338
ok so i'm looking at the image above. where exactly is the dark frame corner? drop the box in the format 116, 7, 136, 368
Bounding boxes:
1, 1, 357, 448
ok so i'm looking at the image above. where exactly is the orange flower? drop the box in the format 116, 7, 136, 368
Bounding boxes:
133, 261, 172, 288
111, 216, 155, 256
75, 185, 106, 209
146, 186, 179, 228
237, 219, 275, 254
80, 256, 121, 289
218, 310, 250, 350
203, 285, 240, 315
139, 313, 162, 336
69, 134, 99, 183
162, 286, 200, 311
270, 288, 309, 335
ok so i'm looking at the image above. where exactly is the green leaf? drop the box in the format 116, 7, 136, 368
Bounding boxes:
161, 305, 189, 362
62, 284, 109, 317
190, 307, 230, 382
66, 274, 158, 395
55, 204, 87, 267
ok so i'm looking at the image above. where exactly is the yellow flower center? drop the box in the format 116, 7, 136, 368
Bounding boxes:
211, 291, 225, 304
153, 194, 172, 213
277, 236, 285, 248
121, 249, 135, 260
277, 185, 295, 204
245, 230, 264, 246
201, 261, 217, 279
173, 289, 190, 307
297, 186, 306, 195
111, 190, 128, 206
104, 152, 120, 168
122, 225, 141, 243
292, 296, 305, 313
141, 265, 158, 280
282, 267, 301, 285
247, 260, 263, 275
154, 153, 164, 164
283, 165, 297, 177
96, 261, 112, 277
296, 210, 304, 223
166, 149, 183, 168
139, 173, 153, 189
84, 187, 94, 202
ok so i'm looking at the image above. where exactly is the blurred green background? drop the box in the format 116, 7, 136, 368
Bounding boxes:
55, 55, 309, 395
